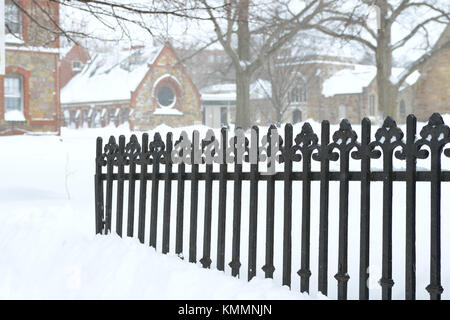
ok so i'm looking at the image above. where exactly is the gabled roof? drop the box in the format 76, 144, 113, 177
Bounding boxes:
322, 64, 421, 97
200, 80, 272, 103
61, 45, 164, 105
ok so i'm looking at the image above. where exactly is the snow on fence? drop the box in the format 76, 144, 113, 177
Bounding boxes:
95, 113, 449, 300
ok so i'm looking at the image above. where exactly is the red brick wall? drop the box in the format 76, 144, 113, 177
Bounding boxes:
60, 45, 91, 88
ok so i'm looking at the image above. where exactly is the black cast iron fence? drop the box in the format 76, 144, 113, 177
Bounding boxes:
95, 113, 450, 300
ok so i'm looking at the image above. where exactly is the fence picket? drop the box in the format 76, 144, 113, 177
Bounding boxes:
358, 118, 371, 300
95, 137, 104, 234
217, 128, 228, 271
115, 135, 126, 237
175, 137, 186, 258
162, 133, 173, 254
248, 126, 259, 281
149, 133, 163, 248
126, 135, 139, 237
230, 130, 245, 277
405, 115, 417, 300
262, 125, 276, 279
282, 124, 293, 288
421, 113, 449, 300
333, 120, 355, 300
138, 133, 149, 244
105, 136, 117, 234
318, 121, 330, 295
189, 131, 200, 263
295, 123, 317, 293
201, 134, 214, 268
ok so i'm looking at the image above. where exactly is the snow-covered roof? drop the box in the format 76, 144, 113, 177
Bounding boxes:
201, 80, 272, 102
322, 65, 376, 97
61, 45, 164, 105
322, 64, 421, 97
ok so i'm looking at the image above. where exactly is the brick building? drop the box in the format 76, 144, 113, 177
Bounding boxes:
60, 44, 90, 88
1, 0, 61, 135
61, 43, 202, 130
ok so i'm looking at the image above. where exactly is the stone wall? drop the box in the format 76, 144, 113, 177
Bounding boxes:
413, 48, 450, 122
0, 49, 59, 135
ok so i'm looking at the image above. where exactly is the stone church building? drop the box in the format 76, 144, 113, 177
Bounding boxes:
61, 43, 202, 130
1, 0, 61, 135
274, 24, 450, 125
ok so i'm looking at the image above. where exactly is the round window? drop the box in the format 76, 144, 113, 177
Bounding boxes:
157, 86, 176, 107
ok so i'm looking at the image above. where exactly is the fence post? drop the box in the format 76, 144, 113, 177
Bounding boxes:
175, 136, 186, 258
149, 133, 163, 248
105, 136, 117, 234
230, 129, 244, 277
282, 124, 293, 288
377, 117, 401, 300
262, 125, 277, 279
189, 130, 200, 263
162, 133, 173, 254
424, 113, 447, 300
138, 133, 149, 244
405, 114, 417, 300
126, 135, 139, 237
116, 135, 126, 237
297, 123, 316, 293
333, 120, 355, 300
201, 133, 214, 268
95, 137, 104, 234
217, 127, 228, 271
359, 118, 371, 300
248, 126, 259, 281
318, 121, 330, 295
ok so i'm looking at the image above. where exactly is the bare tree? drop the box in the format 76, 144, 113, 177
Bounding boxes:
9, 0, 227, 44
255, 48, 303, 125
198, 0, 333, 129
315, 0, 450, 118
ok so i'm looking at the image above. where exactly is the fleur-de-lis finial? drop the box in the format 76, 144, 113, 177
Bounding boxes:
291, 122, 319, 162
368, 117, 406, 160
149, 132, 166, 164
102, 136, 119, 163
125, 134, 141, 164
330, 119, 359, 152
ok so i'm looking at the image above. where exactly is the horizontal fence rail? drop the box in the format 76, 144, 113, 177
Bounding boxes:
95, 113, 450, 300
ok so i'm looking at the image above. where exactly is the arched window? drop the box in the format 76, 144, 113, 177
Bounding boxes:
5, 0, 21, 36
289, 82, 307, 104
292, 109, 302, 124
399, 100, 406, 118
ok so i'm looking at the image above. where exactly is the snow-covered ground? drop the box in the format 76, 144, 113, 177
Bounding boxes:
1, 118, 450, 300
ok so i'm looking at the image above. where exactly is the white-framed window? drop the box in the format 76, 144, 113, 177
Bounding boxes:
5, 0, 21, 36
369, 94, 376, 116
4, 74, 24, 114
72, 61, 83, 71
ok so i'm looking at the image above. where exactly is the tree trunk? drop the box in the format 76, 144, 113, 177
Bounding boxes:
376, 3, 398, 120
235, 70, 251, 129
235, 0, 251, 129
